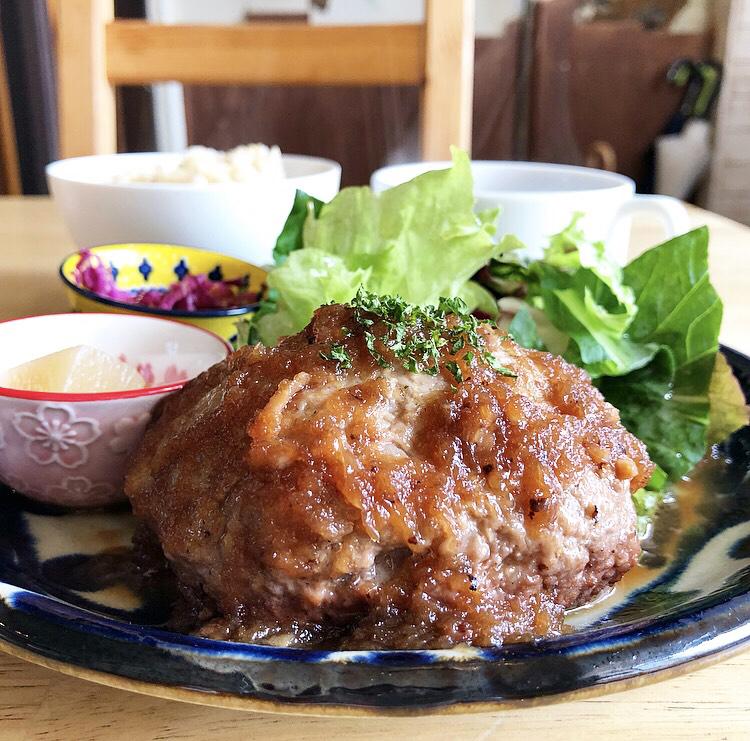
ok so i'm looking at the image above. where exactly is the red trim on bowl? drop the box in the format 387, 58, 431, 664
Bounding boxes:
0, 313, 231, 402
0, 381, 189, 402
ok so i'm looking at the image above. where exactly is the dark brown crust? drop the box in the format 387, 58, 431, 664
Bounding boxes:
124, 304, 652, 648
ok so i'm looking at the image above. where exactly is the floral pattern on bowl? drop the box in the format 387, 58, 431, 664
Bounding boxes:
0, 313, 229, 506
12, 404, 102, 469
44, 476, 114, 507
108, 413, 152, 455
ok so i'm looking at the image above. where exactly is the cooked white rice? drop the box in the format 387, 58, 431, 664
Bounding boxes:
120, 144, 285, 184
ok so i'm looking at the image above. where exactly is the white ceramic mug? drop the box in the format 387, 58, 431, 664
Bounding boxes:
370, 161, 690, 264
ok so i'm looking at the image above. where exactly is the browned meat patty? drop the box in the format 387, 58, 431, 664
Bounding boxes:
124, 303, 653, 648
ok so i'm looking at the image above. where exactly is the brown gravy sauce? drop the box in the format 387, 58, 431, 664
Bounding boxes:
38, 451, 725, 643
567, 454, 718, 628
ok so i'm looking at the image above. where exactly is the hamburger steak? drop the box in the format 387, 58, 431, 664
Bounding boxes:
124, 301, 653, 648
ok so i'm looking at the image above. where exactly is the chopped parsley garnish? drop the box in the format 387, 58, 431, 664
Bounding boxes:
444, 361, 463, 383
318, 289, 517, 384
319, 342, 352, 369
483, 350, 518, 377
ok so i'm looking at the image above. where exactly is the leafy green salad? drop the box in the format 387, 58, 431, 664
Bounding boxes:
241, 149, 748, 533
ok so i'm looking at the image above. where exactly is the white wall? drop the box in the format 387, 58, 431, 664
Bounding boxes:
148, 0, 307, 25
149, 0, 524, 37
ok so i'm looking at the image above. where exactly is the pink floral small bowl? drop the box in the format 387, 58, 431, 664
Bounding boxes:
0, 313, 229, 507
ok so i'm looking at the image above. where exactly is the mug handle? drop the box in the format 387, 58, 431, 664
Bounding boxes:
610, 194, 692, 242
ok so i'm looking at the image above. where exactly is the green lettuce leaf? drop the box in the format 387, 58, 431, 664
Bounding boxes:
632, 465, 669, 537
544, 213, 637, 313
272, 190, 324, 265
508, 305, 545, 350
707, 352, 749, 444
457, 280, 501, 317
598, 347, 710, 479
302, 187, 381, 266
484, 254, 531, 296
532, 261, 658, 378
516, 214, 659, 378
621, 227, 722, 394
598, 228, 723, 479
259, 250, 370, 343
255, 148, 510, 345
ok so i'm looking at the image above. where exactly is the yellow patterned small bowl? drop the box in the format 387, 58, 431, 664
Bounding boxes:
59, 244, 266, 342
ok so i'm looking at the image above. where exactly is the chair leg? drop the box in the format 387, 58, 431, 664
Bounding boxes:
421, 0, 475, 161
57, 0, 117, 158
0, 31, 22, 193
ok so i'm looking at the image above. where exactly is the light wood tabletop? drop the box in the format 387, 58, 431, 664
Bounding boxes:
0, 196, 749, 740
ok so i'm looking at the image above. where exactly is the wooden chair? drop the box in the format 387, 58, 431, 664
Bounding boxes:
55, 0, 475, 161
0, 32, 22, 195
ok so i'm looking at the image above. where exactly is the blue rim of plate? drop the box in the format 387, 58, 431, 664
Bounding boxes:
1, 346, 749, 713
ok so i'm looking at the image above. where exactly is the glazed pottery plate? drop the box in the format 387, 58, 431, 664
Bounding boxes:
1, 348, 750, 716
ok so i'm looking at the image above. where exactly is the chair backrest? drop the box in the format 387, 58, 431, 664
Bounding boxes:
55, 0, 475, 162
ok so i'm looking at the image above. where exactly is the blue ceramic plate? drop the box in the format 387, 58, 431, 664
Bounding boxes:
1, 348, 750, 716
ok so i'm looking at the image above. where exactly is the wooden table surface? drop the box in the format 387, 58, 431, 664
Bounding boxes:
0, 196, 749, 740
